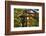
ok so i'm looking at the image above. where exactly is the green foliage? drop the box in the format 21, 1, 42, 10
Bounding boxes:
14, 8, 39, 27
14, 8, 24, 27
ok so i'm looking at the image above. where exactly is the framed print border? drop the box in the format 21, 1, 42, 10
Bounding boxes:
5, 1, 45, 35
